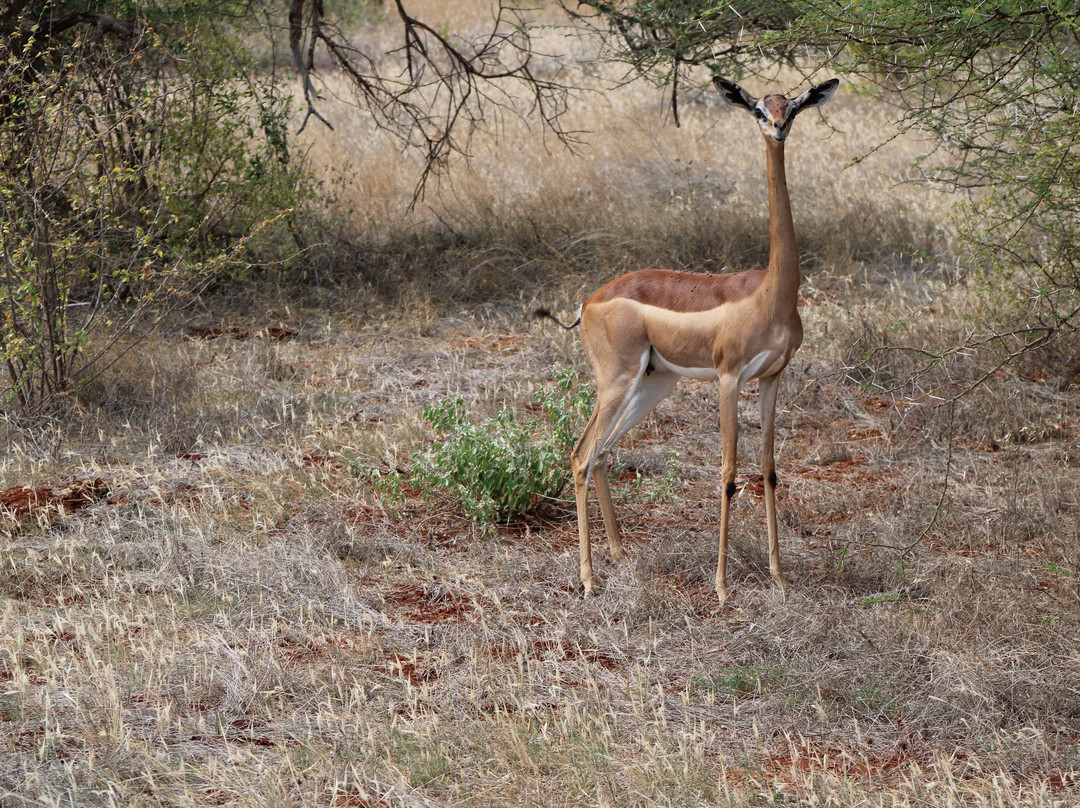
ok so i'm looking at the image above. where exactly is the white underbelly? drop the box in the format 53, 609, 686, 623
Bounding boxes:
650, 348, 785, 385
649, 349, 720, 381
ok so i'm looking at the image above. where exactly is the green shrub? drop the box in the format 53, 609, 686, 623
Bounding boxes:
0, 9, 313, 408
355, 368, 594, 527
408, 368, 594, 526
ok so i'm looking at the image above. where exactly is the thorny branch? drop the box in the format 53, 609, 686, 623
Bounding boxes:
288, 0, 579, 205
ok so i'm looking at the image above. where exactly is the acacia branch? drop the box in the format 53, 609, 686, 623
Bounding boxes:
288, 0, 578, 203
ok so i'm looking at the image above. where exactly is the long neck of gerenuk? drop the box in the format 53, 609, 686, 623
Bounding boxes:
762, 138, 801, 316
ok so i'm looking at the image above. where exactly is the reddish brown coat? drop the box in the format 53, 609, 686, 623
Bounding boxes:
584, 268, 765, 313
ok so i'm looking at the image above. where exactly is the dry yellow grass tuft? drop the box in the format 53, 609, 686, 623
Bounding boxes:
2, 10, 1079, 807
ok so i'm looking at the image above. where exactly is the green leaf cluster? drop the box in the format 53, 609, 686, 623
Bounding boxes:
407, 367, 594, 527
408, 365, 596, 524
798, 0, 1080, 352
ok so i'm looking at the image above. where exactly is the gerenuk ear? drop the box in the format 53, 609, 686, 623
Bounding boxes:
713, 77, 757, 113
789, 78, 840, 116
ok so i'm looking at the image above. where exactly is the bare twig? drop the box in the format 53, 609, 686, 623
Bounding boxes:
287, 0, 579, 203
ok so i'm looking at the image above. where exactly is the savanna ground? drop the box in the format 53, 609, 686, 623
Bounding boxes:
3, 7, 1080, 806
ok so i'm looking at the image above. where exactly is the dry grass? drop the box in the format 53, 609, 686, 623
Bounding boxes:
3, 11, 1080, 807
293, 44, 956, 307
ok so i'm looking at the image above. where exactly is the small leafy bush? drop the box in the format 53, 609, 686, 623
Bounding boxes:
353, 467, 407, 518
409, 367, 594, 525
370, 367, 593, 526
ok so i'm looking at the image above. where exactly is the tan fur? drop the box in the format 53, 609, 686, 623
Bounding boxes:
581, 276, 799, 378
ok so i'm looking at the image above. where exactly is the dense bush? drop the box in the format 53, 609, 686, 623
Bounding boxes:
0, 4, 312, 408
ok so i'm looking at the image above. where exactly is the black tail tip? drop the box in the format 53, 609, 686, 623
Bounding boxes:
532, 307, 579, 330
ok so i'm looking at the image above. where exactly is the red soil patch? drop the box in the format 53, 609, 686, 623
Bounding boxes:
227, 717, 278, 747
740, 473, 767, 498
863, 396, 916, 413
264, 325, 299, 341
761, 737, 922, 785
302, 452, 349, 473
798, 456, 868, 481
0, 478, 109, 524
274, 636, 331, 664
375, 653, 441, 686
1048, 771, 1080, 792
382, 582, 478, 623
531, 639, 621, 670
